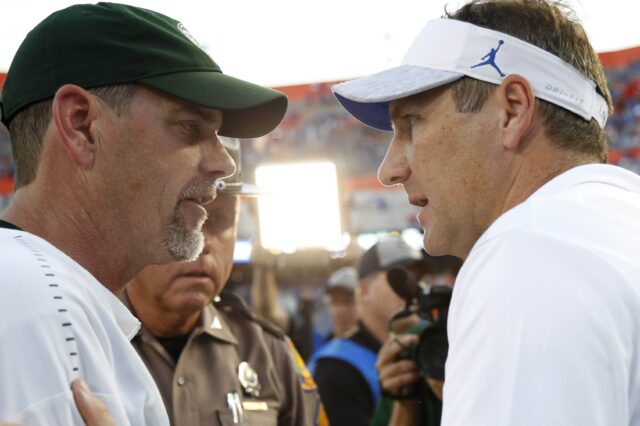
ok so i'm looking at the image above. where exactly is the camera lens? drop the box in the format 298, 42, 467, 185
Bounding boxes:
415, 324, 448, 380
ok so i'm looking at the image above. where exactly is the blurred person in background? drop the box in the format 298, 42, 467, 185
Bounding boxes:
250, 248, 294, 334
324, 266, 360, 339
309, 238, 423, 426
333, 0, 640, 424
310, 266, 360, 356
0, 3, 286, 424
123, 139, 326, 426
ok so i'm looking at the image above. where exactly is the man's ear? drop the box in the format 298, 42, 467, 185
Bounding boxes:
51, 84, 102, 168
496, 75, 536, 151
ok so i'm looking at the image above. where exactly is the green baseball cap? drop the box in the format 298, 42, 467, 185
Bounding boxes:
1, 2, 287, 138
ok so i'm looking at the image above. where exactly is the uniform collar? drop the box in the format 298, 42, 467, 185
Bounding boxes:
198, 302, 239, 345
121, 290, 239, 346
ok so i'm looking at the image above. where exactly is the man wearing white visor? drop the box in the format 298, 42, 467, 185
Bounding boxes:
333, 1, 640, 426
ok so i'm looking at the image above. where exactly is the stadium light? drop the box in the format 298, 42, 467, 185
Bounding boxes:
355, 229, 425, 252
255, 161, 342, 252
401, 228, 425, 251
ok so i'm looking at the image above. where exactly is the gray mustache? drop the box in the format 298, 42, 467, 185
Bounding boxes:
182, 178, 219, 200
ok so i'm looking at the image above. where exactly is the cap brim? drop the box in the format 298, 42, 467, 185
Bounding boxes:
332, 65, 463, 130
140, 71, 287, 138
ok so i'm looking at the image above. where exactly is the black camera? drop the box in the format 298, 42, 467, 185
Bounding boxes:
386, 267, 452, 382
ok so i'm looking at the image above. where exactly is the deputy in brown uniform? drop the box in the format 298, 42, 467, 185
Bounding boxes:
122, 138, 326, 426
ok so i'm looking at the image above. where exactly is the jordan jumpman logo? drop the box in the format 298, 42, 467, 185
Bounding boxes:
470, 40, 506, 77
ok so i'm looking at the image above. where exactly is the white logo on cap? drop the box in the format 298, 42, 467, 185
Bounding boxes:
177, 22, 201, 47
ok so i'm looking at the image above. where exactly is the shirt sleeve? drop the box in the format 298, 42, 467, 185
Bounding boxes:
442, 230, 636, 426
313, 358, 374, 426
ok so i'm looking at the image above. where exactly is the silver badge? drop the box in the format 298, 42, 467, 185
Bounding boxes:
237, 361, 261, 397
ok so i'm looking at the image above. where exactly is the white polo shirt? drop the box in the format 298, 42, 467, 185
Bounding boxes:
443, 164, 640, 426
0, 227, 169, 425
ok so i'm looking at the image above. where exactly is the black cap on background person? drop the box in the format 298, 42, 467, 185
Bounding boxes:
358, 237, 423, 280
327, 266, 359, 294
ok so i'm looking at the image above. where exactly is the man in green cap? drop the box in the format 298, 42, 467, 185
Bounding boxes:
0, 3, 286, 425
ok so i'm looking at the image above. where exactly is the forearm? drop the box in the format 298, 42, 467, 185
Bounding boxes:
388, 400, 419, 426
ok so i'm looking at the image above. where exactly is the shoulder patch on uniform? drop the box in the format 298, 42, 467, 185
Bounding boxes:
286, 337, 318, 392
287, 337, 330, 425
214, 291, 286, 339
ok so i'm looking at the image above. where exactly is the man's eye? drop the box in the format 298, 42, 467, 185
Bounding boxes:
405, 115, 419, 126
178, 122, 201, 139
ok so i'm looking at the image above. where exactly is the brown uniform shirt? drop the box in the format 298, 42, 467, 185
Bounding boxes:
125, 291, 325, 426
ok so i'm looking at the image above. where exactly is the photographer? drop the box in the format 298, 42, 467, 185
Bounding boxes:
372, 256, 460, 426
309, 238, 423, 426
374, 322, 442, 426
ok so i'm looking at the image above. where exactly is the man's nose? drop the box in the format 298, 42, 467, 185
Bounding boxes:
201, 136, 236, 180
378, 138, 411, 187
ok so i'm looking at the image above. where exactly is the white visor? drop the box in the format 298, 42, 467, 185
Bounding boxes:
333, 19, 609, 130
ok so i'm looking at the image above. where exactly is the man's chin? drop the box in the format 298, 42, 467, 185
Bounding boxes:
175, 279, 216, 304
165, 229, 205, 262
173, 296, 210, 317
